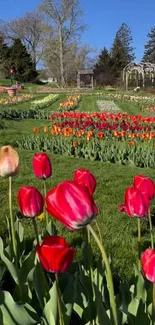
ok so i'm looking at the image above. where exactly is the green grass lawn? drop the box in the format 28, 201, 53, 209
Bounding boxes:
79, 96, 99, 112
115, 100, 143, 115
0, 89, 154, 282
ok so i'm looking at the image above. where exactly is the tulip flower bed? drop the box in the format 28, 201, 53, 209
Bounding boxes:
59, 95, 80, 111
142, 103, 155, 114
31, 94, 59, 109
0, 107, 50, 120
97, 100, 120, 112
48, 111, 155, 134
1, 146, 155, 325
0, 94, 34, 106
18, 135, 155, 168
96, 92, 155, 103
17, 111, 155, 167
0, 86, 7, 93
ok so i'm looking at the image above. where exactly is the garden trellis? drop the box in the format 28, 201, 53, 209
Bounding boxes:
123, 62, 155, 90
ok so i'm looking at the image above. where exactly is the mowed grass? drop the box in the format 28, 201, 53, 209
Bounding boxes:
0, 91, 154, 282
79, 96, 99, 112
0, 149, 154, 282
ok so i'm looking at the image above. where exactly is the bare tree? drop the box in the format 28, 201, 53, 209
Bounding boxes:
40, 0, 86, 86
3, 10, 47, 68
42, 40, 91, 85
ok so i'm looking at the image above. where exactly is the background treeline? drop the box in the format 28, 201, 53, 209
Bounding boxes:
0, 0, 155, 86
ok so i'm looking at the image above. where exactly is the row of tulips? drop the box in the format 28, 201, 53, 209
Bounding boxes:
59, 95, 80, 111
34, 124, 155, 142
0, 94, 34, 106
49, 111, 155, 132
1, 146, 155, 324
142, 103, 155, 114
18, 134, 155, 168
0, 107, 50, 120
31, 94, 59, 110
96, 92, 155, 102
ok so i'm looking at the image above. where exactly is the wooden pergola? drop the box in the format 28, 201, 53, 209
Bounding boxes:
123, 62, 155, 90
77, 69, 94, 89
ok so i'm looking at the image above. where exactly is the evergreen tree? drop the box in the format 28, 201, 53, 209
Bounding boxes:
111, 23, 135, 78
94, 47, 114, 85
116, 23, 135, 62
9, 39, 38, 81
143, 27, 155, 63
0, 38, 11, 78
111, 37, 127, 78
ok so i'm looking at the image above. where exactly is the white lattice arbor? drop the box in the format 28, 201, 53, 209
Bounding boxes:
123, 62, 155, 90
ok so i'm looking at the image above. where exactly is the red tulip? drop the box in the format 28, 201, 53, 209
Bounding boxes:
18, 186, 44, 218
74, 168, 96, 194
32, 153, 52, 179
46, 181, 98, 230
36, 235, 75, 273
141, 248, 155, 282
133, 175, 155, 200
118, 187, 149, 217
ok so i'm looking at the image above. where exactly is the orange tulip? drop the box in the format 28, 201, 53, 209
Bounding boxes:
33, 127, 38, 133
73, 141, 78, 147
0, 146, 19, 177
44, 126, 48, 133
129, 141, 135, 147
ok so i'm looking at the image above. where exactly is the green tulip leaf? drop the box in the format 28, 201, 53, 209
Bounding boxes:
62, 273, 77, 325
135, 299, 150, 325
0, 238, 19, 284
14, 218, 24, 243
0, 261, 6, 284
42, 282, 57, 325
0, 290, 39, 325
46, 220, 58, 236
19, 249, 36, 283
49, 282, 58, 321
32, 262, 50, 310
128, 297, 139, 316
134, 265, 147, 301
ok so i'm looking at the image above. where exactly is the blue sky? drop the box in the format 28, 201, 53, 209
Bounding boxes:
1, 0, 155, 61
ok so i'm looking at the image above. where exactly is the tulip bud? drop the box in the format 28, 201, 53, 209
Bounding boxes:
18, 186, 44, 218
141, 248, 155, 282
133, 175, 155, 200
32, 153, 52, 179
36, 235, 75, 273
0, 145, 19, 177
118, 187, 149, 217
74, 168, 96, 194
46, 181, 98, 230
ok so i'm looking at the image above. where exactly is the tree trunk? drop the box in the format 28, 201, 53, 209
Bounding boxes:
59, 26, 65, 87
32, 47, 36, 70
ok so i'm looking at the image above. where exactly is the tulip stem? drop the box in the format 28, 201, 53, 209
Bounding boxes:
137, 218, 141, 271
148, 208, 154, 249
9, 176, 17, 262
55, 273, 64, 325
86, 228, 95, 300
153, 282, 155, 325
32, 219, 40, 245
87, 224, 118, 325
43, 179, 48, 227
